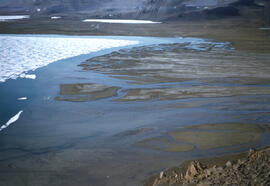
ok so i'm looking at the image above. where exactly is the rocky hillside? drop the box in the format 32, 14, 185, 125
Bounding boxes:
146, 148, 270, 186
0, 0, 144, 14
0, 0, 269, 24
0, 0, 256, 15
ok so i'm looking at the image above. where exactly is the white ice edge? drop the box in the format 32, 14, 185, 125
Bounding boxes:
0, 111, 23, 131
0, 15, 30, 21
20, 74, 36, 80
51, 16, 61, 20
0, 36, 139, 83
18, 97, 27, 100
82, 19, 161, 24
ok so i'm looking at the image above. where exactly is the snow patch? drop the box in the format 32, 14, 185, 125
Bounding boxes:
0, 15, 30, 21
82, 19, 161, 24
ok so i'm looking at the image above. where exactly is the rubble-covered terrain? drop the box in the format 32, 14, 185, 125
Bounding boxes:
146, 148, 270, 186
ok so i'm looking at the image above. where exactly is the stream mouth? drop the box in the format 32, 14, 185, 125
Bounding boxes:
0, 34, 270, 186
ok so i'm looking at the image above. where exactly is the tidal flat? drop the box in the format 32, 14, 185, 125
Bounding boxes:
0, 17, 270, 186
55, 83, 120, 102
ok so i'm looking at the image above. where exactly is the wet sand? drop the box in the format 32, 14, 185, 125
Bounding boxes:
82, 39, 270, 103
0, 15, 270, 186
55, 83, 120, 102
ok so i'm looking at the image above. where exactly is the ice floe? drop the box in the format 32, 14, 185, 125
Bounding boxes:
17, 97, 27, 100
0, 35, 139, 83
51, 16, 61, 20
20, 74, 36, 80
0, 15, 30, 21
0, 111, 23, 131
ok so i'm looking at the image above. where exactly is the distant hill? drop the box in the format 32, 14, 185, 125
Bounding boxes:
0, 0, 269, 24
0, 0, 144, 14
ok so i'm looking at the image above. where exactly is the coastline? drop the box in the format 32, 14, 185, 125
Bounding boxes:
0, 13, 270, 185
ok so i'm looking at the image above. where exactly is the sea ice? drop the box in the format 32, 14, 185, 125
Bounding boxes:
17, 97, 27, 100
0, 15, 30, 21
0, 35, 139, 83
0, 111, 23, 131
51, 16, 61, 20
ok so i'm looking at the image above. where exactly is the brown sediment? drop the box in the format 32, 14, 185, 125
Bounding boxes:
82, 43, 270, 86
80, 40, 270, 101
113, 128, 151, 137
134, 123, 267, 153
134, 136, 194, 153
116, 86, 270, 101
166, 100, 211, 109
170, 123, 262, 149
55, 83, 119, 102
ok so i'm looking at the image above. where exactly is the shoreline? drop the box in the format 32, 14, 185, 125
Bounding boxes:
0, 15, 269, 53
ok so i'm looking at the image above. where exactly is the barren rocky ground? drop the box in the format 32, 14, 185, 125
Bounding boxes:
146, 148, 270, 186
